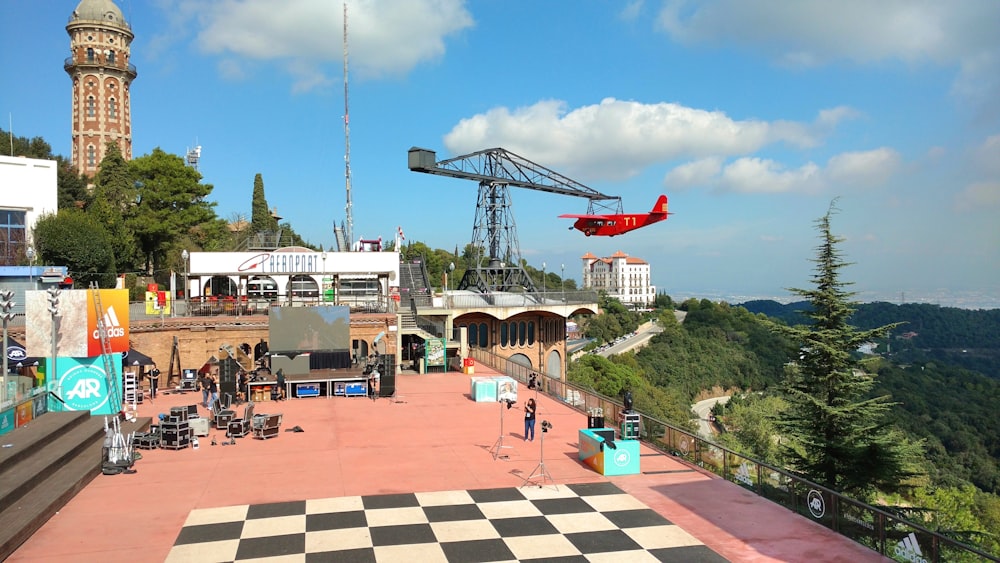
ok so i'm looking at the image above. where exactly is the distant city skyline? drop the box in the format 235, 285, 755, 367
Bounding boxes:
1, 1, 997, 309
670, 288, 1000, 311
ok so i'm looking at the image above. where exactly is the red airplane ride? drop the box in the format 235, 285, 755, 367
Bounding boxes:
560, 195, 670, 236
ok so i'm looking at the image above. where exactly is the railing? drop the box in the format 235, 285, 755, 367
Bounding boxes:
63, 56, 137, 76
470, 349, 1000, 563
0, 389, 50, 437
128, 295, 397, 326
442, 289, 599, 309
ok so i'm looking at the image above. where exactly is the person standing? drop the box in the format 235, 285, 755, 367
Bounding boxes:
369, 366, 380, 401
207, 373, 219, 409
275, 369, 286, 401
524, 398, 537, 441
199, 373, 210, 407
148, 364, 160, 399
237, 369, 248, 403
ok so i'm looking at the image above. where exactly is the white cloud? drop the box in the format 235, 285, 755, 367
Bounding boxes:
719, 158, 821, 194
656, 0, 1000, 107
663, 147, 900, 194
973, 134, 1000, 175
816, 106, 862, 128
162, 0, 473, 91
664, 157, 722, 188
656, 0, 998, 65
443, 98, 849, 181
216, 58, 248, 81
955, 181, 1000, 211
826, 148, 902, 187
620, 1, 644, 21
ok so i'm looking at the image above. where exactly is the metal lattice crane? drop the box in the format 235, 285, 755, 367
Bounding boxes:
408, 147, 621, 293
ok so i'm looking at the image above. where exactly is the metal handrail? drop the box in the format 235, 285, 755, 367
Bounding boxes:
470, 348, 1000, 563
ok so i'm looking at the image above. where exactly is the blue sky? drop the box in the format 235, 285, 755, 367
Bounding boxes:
3, 0, 999, 307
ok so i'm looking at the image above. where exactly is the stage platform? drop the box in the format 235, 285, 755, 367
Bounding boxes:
248, 368, 376, 400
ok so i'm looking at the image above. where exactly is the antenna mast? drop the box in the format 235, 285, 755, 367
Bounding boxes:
343, 2, 354, 247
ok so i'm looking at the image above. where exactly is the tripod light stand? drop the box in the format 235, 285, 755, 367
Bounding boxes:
522, 420, 556, 489
490, 398, 515, 460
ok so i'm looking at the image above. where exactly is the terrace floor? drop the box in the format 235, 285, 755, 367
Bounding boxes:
9, 365, 888, 562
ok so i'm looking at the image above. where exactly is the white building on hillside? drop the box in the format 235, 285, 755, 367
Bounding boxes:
580, 250, 655, 307
0, 155, 58, 265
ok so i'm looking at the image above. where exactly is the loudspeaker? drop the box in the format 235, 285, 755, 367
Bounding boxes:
379, 355, 396, 398
219, 358, 238, 397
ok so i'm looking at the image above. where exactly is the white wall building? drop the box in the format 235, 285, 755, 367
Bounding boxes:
580, 250, 656, 307
0, 155, 58, 265
184, 249, 401, 311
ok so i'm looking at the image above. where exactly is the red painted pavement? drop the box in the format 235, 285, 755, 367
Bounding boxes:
10, 367, 888, 562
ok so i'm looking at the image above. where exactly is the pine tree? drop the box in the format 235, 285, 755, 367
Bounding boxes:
769, 201, 922, 497
90, 142, 139, 275
251, 173, 279, 235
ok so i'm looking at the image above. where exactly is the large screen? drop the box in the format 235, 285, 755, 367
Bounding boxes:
269, 305, 350, 354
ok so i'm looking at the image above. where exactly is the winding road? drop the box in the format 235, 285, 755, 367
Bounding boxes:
691, 395, 730, 438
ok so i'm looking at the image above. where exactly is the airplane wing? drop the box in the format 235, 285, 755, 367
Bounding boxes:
558, 214, 600, 219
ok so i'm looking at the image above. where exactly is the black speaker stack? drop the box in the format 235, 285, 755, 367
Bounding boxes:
378, 354, 396, 398
219, 358, 239, 397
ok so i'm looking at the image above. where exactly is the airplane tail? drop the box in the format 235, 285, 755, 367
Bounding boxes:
650, 194, 669, 215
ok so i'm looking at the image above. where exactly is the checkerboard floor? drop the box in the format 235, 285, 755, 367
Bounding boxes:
167, 481, 728, 562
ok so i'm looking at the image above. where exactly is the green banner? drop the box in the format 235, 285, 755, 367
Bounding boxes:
424, 338, 446, 370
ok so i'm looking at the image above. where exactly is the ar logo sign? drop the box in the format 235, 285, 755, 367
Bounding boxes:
67, 379, 101, 399
60, 364, 109, 412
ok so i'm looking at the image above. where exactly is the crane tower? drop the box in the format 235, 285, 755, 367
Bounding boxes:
408, 147, 620, 294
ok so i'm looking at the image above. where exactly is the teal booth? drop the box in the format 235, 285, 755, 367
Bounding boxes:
578, 428, 640, 476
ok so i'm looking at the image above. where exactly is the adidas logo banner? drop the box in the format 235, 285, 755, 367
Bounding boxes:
87, 289, 130, 356
893, 532, 929, 563
734, 460, 754, 487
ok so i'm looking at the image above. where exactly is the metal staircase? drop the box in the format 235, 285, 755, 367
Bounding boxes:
89, 282, 122, 417
334, 221, 349, 252
399, 261, 433, 308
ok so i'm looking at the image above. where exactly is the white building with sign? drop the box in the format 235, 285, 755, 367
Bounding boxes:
183, 249, 400, 313
580, 250, 656, 307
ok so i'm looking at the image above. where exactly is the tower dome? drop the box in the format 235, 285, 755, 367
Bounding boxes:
71, 0, 129, 29
66, 0, 136, 176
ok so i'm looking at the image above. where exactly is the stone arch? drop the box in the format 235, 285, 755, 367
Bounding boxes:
545, 349, 562, 379
205, 275, 238, 297
508, 353, 532, 372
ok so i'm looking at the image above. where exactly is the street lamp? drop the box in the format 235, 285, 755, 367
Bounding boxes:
181, 249, 189, 314
542, 262, 546, 293
1, 290, 15, 405
561, 263, 565, 297
448, 262, 455, 291
46, 287, 61, 402
26, 246, 35, 287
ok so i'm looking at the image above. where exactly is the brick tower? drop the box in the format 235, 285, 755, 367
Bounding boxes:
64, 0, 137, 177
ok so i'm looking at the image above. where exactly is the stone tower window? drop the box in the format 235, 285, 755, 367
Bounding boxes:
109, 97, 117, 119
87, 47, 95, 62
87, 145, 96, 167
87, 96, 96, 117
108, 50, 116, 64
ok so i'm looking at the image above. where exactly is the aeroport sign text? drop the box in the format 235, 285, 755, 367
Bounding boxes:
238, 253, 322, 274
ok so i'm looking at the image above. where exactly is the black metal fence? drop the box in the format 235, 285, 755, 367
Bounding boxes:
471, 348, 1000, 563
